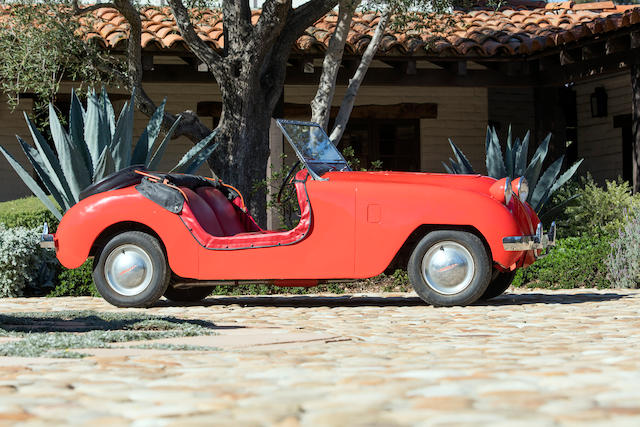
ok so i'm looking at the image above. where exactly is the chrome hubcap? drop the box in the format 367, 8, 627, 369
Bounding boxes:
104, 244, 153, 296
421, 241, 475, 295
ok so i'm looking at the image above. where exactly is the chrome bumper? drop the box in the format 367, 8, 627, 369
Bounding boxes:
40, 222, 55, 249
503, 222, 556, 256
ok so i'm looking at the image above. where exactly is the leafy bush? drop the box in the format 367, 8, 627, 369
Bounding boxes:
0, 224, 57, 297
560, 175, 638, 238
513, 236, 612, 289
607, 211, 640, 289
0, 196, 59, 229
48, 261, 99, 297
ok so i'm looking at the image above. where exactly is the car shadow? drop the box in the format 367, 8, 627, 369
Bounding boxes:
0, 311, 241, 334
170, 291, 630, 308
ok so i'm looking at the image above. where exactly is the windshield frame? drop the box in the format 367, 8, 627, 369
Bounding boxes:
276, 119, 351, 180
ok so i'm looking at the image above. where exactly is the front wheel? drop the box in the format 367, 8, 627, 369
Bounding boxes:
408, 230, 491, 306
93, 231, 170, 308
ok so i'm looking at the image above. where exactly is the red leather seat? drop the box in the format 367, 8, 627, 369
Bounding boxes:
196, 187, 246, 236
180, 188, 225, 237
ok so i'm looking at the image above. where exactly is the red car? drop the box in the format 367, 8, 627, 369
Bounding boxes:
41, 120, 555, 308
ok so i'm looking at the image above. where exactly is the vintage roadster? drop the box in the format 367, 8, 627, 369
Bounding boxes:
41, 120, 555, 307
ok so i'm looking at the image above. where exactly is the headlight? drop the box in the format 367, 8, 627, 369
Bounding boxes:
517, 178, 529, 202
504, 177, 512, 204
489, 177, 512, 205
511, 177, 529, 202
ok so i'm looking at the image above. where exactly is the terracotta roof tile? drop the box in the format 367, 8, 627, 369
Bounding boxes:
7, 2, 640, 59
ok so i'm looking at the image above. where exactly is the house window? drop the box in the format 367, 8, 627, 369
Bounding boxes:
339, 119, 421, 171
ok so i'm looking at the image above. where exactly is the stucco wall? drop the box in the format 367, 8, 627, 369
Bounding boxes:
575, 72, 631, 184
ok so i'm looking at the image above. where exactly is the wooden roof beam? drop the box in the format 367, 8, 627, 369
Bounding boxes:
430, 60, 467, 76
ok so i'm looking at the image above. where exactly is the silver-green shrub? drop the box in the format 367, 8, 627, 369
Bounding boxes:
607, 210, 640, 289
0, 224, 56, 297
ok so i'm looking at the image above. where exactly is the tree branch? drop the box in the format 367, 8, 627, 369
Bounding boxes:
310, 0, 358, 130
167, 0, 225, 80
262, 0, 337, 109
254, 0, 291, 49
222, 0, 254, 56
71, 0, 117, 15
287, 0, 338, 36
330, 9, 390, 144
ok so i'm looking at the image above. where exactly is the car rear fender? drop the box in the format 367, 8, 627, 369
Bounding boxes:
54, 187, 198, 276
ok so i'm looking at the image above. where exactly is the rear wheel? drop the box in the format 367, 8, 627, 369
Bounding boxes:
481, 270, 517, 300
93, 231, 170, 308
164, 285, 214, 303
408, 230, 491, 306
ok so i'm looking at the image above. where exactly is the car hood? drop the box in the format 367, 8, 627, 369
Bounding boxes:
323, 171, 497, 193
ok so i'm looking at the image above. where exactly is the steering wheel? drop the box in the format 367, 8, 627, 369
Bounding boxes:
277, 161, 301, 204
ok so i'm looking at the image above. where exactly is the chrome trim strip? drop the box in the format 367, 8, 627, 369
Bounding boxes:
503, 221, 556, 258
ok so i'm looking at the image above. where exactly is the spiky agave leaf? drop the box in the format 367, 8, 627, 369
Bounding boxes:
93, 146, 115, 182
184, 141, 219, 175
49, 103, 91, 201
0, 145, 62, 220
100, 87, 116, 138
170, 129, 218, 173
69, 88, 92, 175
524, 132, 551, 192
442, 161, 454, 174
448, 139, 475, 174
16, 136, 66, 210
132, 98, 166, 165
84, 89, 110, 169
485, 126, 507, 178
110, 99, 135, 170
529, 155, 564, 211
514, 131, 530, 177
505, 125, 514, 177
23, 112, 74, 210
549, 159, 584, 196
147, 115, 182, 170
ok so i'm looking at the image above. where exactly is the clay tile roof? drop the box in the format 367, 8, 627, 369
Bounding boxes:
17, 1, 640, 58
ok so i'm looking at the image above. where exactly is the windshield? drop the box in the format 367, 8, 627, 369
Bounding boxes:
276, 120, 351, 179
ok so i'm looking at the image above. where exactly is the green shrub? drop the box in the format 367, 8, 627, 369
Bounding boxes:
48, 261, 99, 297
513, 236, 612, 289
606, 211, 640, 289
0, 224, 57, 297
0, 196, 59, 229
559, 176, 638, 238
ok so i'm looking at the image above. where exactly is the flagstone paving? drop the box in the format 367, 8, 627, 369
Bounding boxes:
1, 288, 640, 426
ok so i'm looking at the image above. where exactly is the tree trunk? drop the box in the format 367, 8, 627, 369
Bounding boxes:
632, 57, 640, 193
208, 88, 272, 227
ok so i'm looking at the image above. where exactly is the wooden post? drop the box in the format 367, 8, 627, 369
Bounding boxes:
631, 34, 640, 193
266, 92, 284, 230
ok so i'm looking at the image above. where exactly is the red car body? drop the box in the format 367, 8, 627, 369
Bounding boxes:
43, 120, 554, 307
55, 171, 538, 278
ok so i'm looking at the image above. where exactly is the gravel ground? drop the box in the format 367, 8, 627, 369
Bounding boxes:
1, 288, 640, 426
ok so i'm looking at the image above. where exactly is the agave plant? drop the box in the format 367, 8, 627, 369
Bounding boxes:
0, 88, 219, 220
443, 125, 583, 213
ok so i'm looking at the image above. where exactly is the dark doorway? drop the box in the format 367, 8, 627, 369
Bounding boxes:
339, 119, 421, 171
614, 114, 633, 184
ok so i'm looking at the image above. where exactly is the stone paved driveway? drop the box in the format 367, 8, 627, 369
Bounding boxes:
1, 289, 640, 426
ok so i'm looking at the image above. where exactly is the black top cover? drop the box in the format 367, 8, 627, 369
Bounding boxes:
79, 165, 146, 201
